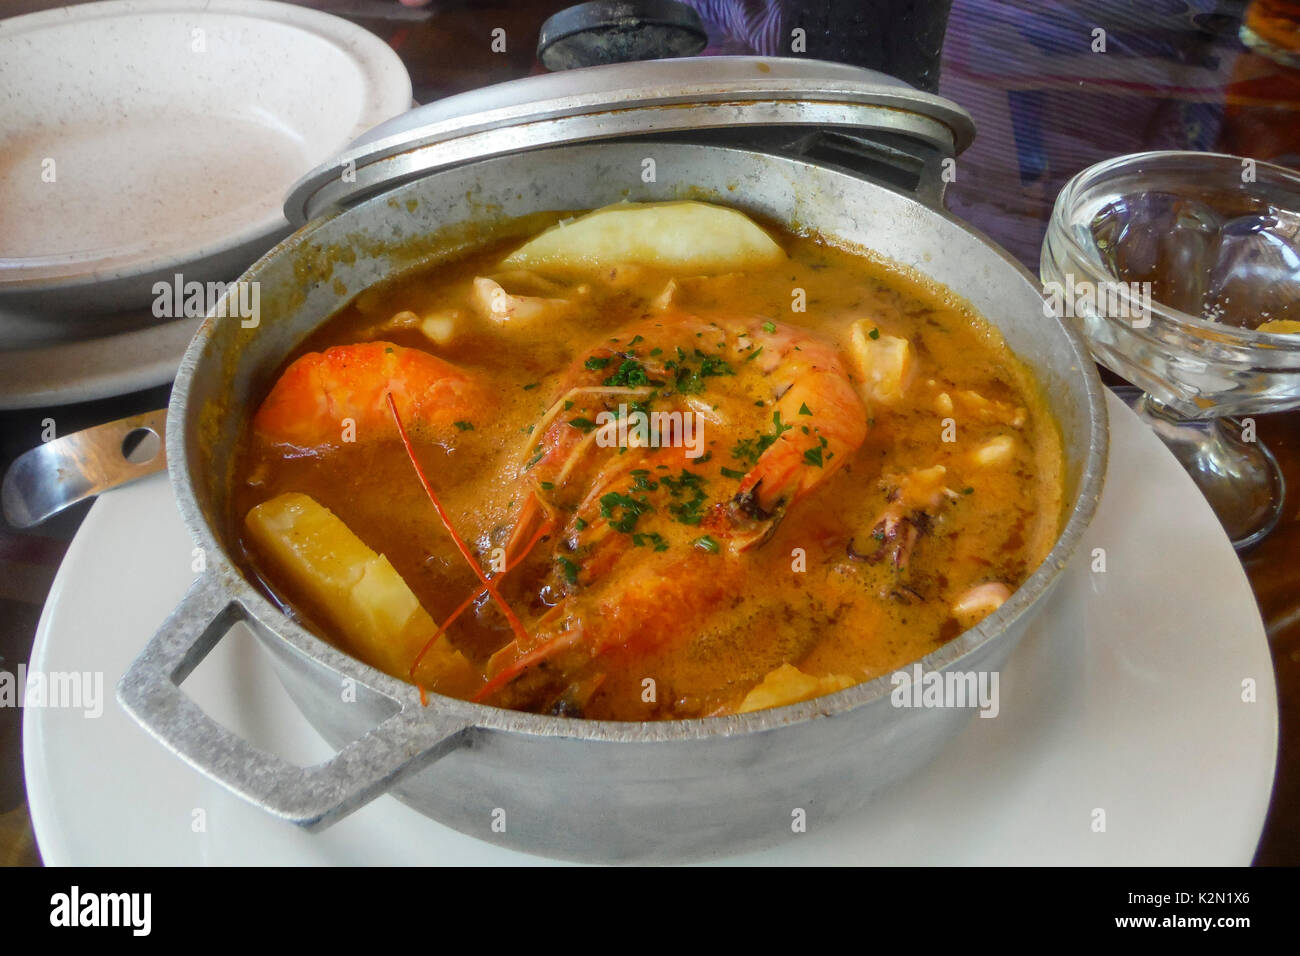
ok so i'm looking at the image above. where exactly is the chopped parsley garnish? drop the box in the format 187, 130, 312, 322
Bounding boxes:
731, 411, 793, 465
574, 517, 588, 531
568, 417, 597, 433
803, 446, 824, 467
522, 382, 540, 390
525, 448, 545, 469
798, 402, 813, 416
720, 466, 746, 480
666, 349, 733, 395
603, 358, 652, 388
673, 365, 706, 395
661, 469, 709, 525
962, 487, 975, 495
697, 351, 733, 378
556, 556, 579, 586
762, 321, 776, 333
453, 421, 474, 431
585, 355, 612, 371
632, 531, 669, 552
539, 481, 554, 490
599, 491, 653, 533
868, 327, 881, 340
630, 469, 659, 492
743, 346, 764, 363
693, 535, 720, 553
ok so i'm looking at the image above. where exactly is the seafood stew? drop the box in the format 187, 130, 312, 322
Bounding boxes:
233, 201, 1063, 721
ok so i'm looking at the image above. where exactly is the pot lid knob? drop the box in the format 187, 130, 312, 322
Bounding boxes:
538, 0, 708, 71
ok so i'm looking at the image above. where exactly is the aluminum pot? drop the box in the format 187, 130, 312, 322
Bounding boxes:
117, 60, 1107, 863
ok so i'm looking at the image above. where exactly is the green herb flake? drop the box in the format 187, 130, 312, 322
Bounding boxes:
630, 470, 659, 492
693, 535, 720, 553
604, 358, 651, 388
660, 469, 710, 526
599, 491, 654, 533
556, 556, 579, 586
632, 531, 669, 552
453, 421, 474, 431
585, 356, 612, 371
730, 412, 793, 465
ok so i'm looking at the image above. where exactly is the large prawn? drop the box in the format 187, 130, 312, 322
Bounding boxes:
477, 311, 869, 713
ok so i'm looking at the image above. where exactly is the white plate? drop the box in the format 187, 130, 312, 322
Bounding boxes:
0, 0, 411, 313
23, 392, 1277, 865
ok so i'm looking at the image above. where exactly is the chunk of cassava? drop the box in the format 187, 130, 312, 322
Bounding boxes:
737, 663, 855, 713
500, 201, 785, 274
245, 492, 476, 695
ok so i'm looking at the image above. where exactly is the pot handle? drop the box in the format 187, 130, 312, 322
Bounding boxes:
2, 409, 168, 529
117, 575, 472, 830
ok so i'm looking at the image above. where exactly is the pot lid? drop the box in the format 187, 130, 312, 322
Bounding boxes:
284, 56, 975, 225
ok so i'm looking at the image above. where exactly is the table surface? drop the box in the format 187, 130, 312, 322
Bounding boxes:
1, 0, 1297, 866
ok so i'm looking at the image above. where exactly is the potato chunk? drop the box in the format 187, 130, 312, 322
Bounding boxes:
848, 322, 914, 406
500, 201, 785, 274
245, 493, 476, 695
737, 663, 855, 713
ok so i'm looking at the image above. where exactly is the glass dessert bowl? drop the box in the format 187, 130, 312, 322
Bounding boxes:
1042, 150, 1300, 549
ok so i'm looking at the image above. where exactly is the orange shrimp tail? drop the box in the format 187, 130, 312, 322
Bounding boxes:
253, 341, 488, 451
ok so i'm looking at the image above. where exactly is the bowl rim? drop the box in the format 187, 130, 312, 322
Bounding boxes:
1050, 149, 1300, 349
166, 150, 1110, 745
